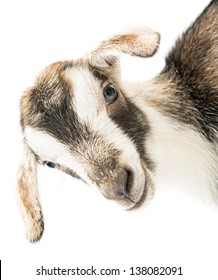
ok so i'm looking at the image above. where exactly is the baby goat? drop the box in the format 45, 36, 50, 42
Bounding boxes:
18, 0, 218, 242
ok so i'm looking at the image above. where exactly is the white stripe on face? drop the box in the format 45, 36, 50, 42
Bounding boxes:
65, 67, 103, 124
24, 126, 90, 183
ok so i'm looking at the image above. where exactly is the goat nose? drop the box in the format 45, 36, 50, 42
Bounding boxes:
109, 168, 132, 199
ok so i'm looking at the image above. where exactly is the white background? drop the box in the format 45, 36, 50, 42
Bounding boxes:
0, 0, 218, 279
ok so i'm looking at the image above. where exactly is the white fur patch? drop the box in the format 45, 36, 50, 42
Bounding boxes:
142, 105, 218, 204
65, 68, 102, 124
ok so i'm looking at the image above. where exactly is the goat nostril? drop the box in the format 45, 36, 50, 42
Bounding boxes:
116, 168, 133, 196
105, 168, 134, 200
125, 169, 133, 194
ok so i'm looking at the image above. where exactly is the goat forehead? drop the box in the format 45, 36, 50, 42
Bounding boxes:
65, 67, 103, 124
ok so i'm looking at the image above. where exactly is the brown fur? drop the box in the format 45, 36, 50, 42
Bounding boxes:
144, 0, 218, 142
20, 61, 73, 128
17, 146, 43, 242
88, 27, 160, 68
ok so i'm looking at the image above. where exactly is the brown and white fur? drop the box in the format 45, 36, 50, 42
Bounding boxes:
18, 0, 218, 242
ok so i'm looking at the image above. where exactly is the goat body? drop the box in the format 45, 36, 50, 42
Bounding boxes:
18, 0, 218, 242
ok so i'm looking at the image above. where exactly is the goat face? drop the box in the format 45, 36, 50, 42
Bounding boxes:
22, 60, 154, 210
19, 27, 159, 241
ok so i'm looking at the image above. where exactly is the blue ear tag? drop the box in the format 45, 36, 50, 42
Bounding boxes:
46, 162, 60, 168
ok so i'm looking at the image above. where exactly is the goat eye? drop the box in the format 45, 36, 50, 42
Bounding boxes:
45, 161, 60, 168
103, 84, 118, 104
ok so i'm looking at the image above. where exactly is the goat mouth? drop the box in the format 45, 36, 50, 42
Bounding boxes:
100, 164, 151, 209
125, 163, 152, 210
119, 169, 147, 209
127, 180, 148, 210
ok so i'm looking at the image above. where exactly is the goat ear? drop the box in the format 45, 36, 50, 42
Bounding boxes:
87, 27, 160, 68
17, 144, 44, 242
